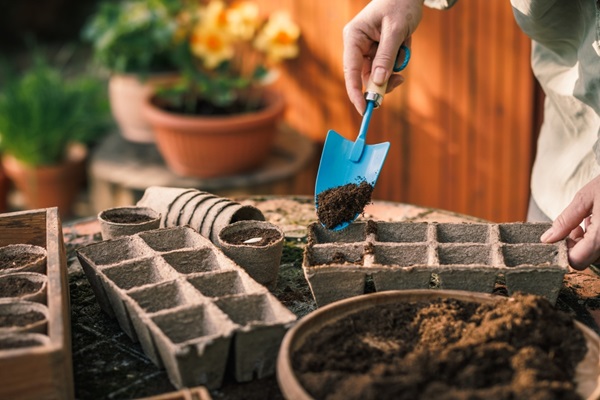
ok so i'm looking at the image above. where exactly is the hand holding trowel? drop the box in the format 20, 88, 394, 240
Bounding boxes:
315, 45, 411, 231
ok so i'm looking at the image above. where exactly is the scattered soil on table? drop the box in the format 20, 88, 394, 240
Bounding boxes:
102, 212, 155, 224
0, 252, 44, 271
317, 181, 374, 229
0, 310, 45, 328
220, 227, 281, 247
292, 293, 588, 400
0, 276, 42, 297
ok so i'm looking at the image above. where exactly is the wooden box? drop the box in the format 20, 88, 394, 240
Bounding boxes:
0, 208, 74, 399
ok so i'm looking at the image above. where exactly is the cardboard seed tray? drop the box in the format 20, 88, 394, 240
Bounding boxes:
304, 221, 568, 307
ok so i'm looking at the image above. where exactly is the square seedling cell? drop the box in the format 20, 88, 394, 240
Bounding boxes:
214, 293, 283, 327
151, 304, 229, 344
187, 270, 263, 298
373, 244, 429, 266
102, 257, 178, 290
161, 248, 220, 275
436, 223, 490, 243
127, 280, 201, 314
77, 236, 154, 266
501, 244, 560, 267
305, 244, 365, 267
437, 244, 492, 265
138, 226, 206, 252
308, 222, 367, 244
375, 222, 429, 243
498, 223, 551, 244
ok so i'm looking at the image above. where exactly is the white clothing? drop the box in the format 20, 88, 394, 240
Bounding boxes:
426, 0, 600, 220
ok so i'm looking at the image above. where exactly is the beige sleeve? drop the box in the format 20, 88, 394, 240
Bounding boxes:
424, 0, 459, 9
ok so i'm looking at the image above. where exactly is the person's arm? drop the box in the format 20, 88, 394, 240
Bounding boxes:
343, 0, 424, 115
540, 175, 600, 270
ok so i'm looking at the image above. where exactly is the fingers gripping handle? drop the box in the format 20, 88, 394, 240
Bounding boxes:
364, 44, 411, 108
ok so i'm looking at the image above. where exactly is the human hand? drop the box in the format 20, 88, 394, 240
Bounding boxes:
343, 0, 423, 115
540, 175, 600, 270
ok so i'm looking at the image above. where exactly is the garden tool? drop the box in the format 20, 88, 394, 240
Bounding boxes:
315, 45, 411, 230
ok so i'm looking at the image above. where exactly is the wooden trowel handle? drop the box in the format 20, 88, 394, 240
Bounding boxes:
364, 76, 387, 109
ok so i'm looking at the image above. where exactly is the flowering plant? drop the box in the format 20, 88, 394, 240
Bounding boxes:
154, 0, 301, 115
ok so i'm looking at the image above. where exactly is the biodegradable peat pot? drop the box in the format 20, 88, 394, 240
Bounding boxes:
108, 73, 178, 144
98, 206, 161, 240
143, 90, 285, 178
0, 244, 47, 275
218, 221, 284, 289
277, 290, 600, 400
0, 272, 47, 304
0, 299, 49, 335
1, 143, 87, 217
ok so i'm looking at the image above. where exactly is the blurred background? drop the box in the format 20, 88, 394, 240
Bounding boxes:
0, 0, 543, 223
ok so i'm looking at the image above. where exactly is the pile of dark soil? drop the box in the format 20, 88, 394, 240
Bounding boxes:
316, 181, 374, 229
102, 212, 155, 224
0, 252, 43, 271
0, 276, 42, 297
292, 293, 588, 400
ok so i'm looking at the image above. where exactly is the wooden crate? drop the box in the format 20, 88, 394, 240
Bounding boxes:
0, 208, 74, 400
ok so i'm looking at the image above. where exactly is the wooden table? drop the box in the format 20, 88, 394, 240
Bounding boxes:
87, 126, 315, 214
63, 196, 600, 399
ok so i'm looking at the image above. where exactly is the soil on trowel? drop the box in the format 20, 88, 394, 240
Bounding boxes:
317, 181, 374, 229
0, 252, 44, 270
220, 227, 281, 247
292, 293, 588, 400
0, 276, 42, 297
103, 212, 155, 224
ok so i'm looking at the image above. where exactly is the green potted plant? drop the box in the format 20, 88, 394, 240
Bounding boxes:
0, 55, 110, 217
82, 0, 183, 143
142, 0, 301, 178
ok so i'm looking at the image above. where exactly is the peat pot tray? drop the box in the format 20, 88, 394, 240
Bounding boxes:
76, 226, 296, 390
303, 221, 569, 307
0, 208, 73, 400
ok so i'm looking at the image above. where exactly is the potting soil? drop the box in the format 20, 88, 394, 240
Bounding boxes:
316, 181, 373, 229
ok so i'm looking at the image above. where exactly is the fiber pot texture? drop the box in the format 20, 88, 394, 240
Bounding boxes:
218, 220, 284, 289
98, 206, 161, 240
143, 90, 285, 178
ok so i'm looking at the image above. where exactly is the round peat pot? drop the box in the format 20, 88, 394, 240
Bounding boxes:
0, 272, 47, 304
277, 289, 600, 400
0, 244, 47, 275
98, 206, 161, 240
218, 220, 284, 289
0, 299, 49, 335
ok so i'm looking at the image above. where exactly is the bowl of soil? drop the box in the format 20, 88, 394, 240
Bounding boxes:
0, 272, 47, 304
0, 299, 48, 335
98, 206, 161, 240
277, 289, 600, 400
0, 244, 47, 275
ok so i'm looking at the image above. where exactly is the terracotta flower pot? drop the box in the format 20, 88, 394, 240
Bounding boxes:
109, 73, 179, 144
143, 90, 285, 178
1, 143, 87, 217
0, 164, 10, 213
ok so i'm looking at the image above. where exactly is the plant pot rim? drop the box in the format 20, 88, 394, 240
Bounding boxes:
1, 142, 87, 172
142, 89, 286, 131
98, 206, 161, 226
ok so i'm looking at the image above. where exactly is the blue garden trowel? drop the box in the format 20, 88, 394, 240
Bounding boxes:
315, 45, 411, 231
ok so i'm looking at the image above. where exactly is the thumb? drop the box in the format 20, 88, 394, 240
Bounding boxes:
541, 195, 593, 243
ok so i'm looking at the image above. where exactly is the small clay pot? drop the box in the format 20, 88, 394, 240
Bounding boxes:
98, 206, 161, 240
0, 244, 47, 275
0, 272, 47, 304
218, 221, 284, 289
0, 299, 49, 335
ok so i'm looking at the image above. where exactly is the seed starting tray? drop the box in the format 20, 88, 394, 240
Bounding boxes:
76, 226, 296, 390
0, 208, 73, 400
303, 221, 568, 307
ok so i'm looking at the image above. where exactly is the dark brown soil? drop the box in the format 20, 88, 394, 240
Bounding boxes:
317, 181, 374, 229
103, 212, 155, 224
220, 227, 281, 247
0, 276, 43, 297
0, 338, 44, 350
0, 310, 45, 328
292, 293, 587, 400
0, 252, 44, 270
